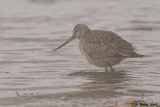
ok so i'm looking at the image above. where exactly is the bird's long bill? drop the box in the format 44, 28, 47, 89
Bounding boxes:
53, 36, 74, 52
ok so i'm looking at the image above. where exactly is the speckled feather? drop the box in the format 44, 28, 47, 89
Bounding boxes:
80, 30, 140, 58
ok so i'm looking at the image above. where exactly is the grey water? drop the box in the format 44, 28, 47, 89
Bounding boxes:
0, 0, 160, 106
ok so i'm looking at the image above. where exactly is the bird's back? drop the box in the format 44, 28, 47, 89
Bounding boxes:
80, 30, 142, 58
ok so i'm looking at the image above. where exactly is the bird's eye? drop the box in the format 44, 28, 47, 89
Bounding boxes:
74, 30, 77, 33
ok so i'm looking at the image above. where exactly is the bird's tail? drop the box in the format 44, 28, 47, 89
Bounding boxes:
133, 53, 146, 58
138, 54, 146, 58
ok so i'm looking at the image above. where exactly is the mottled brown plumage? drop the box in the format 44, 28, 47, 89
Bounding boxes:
53, 24, 144, 71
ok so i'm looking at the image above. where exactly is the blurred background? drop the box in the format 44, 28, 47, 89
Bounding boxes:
0, 0, 160, 107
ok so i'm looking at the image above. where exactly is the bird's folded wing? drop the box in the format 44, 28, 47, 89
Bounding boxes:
82, 31, 137, 58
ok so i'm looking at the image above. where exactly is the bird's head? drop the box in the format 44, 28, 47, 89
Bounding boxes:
72, 24, 90, 39
53, 24, 90, 52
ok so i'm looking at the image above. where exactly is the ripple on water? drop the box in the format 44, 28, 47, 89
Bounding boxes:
0, 0, 160, 106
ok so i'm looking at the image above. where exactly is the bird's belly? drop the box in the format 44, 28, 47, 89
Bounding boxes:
79, 42, 125, 67
88, 56, 125, 67
80, 50, 125, 67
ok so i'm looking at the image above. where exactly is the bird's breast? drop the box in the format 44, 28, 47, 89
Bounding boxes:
79, 39, 86, 57
79, 39, 93, 63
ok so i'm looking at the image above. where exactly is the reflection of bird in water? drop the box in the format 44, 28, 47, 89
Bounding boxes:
53, 24, 144, 72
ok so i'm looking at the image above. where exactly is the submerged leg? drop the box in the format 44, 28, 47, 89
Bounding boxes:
107, 62, 115, 72
105, 67, 107, 72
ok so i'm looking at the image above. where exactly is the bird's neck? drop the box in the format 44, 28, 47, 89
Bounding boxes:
79, 29, 90, 40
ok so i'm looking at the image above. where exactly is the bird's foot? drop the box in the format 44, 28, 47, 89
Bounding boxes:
105, 67, 107, 72
107, 62, 115, 72
111, 69, 115, 72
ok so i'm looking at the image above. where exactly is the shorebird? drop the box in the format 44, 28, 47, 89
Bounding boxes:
53, 24, 144, 72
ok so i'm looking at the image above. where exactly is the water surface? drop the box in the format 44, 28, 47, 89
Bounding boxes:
0, 0, 160, 106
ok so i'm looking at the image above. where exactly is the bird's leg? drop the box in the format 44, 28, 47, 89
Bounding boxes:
105, 67, 107, 72
107, 62, 115, 72
110, 66, 115, 72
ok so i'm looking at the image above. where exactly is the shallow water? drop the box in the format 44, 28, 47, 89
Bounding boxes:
0, 0, 160, 106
